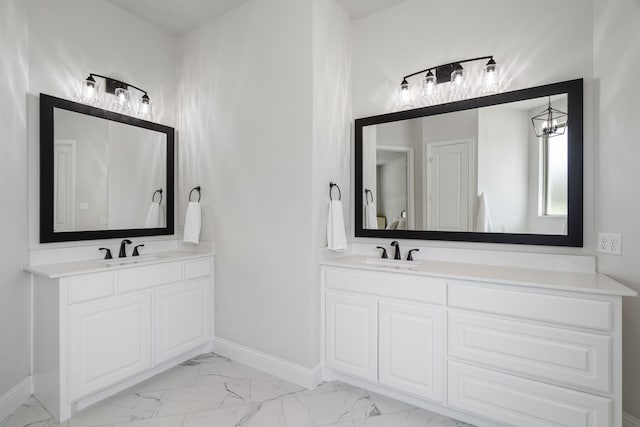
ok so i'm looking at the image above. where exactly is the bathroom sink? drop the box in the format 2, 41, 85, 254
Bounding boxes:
364, 258, 424, 269
102, 254, 160, 266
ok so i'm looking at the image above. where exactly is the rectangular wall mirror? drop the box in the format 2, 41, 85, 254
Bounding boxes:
355, 79, 583, 246
40, 93, 175, 243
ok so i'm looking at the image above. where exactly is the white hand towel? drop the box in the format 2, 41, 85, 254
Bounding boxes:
144, 202, 161, 228
476, 192, 493, 232
397, 216, 407, 230
365, 202, 378, 229
183, 201, 202, 244
327, 200, 347, 252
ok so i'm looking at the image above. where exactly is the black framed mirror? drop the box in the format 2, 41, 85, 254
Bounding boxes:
355, 79, 583, 247
40, 93, 175, 243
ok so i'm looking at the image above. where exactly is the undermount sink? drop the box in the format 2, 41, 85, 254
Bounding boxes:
102, 254, 160, 266
364, 258, 424, 269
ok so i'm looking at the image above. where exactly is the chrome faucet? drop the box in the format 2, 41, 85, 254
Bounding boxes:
390, 241, 401, 260
119, 239, 132, 258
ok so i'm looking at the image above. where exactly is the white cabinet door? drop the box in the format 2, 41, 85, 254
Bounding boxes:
325, 292, 378, 382
379, 299, 443, 402
68, 293, 152, 400
156, 279, 211, 364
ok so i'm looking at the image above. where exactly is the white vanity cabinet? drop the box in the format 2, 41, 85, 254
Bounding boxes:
321, 257, 636, 427
29, 253, 214, 422
323, 267, 445, 402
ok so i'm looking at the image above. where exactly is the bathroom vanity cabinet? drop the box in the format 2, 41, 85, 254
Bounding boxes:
27, 252, 214, 422
321, 256, 636, 427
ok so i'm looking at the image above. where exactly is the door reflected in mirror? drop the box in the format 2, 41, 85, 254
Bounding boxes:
362, 94, 568, 236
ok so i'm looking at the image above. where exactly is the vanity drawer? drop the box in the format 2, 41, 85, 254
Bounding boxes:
65, 273, 115, 304
324, 267, 445, 305
448, 311, 611, 392
184, 258, 212, 280
447, 361, 611, 427
448, 282, 612, 331
117, 262, 183, 294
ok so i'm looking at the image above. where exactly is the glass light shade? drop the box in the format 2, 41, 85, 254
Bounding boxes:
138, 95, 153, 120
422, 71, 438, 104
81, 76, 99, 105
399, 79, 414, 109
482, 59, 500, 93
449, 64, 467, 99
112, 87, 131, 113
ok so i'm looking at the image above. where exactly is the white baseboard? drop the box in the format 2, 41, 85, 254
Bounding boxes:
624, 411, 640, 427
213, 337, 322, 389
0, 377, 32, 424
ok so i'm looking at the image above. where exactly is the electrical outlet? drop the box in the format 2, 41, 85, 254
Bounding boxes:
597, 233, 622, 255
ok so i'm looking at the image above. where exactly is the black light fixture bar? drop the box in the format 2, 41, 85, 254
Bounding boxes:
402, 55, 494, 84
87, 73, 148, 96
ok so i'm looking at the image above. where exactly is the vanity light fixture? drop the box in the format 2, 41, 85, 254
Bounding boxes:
531, 96, 568, 138
80, 73, 153, 120
398, 55, 500, 109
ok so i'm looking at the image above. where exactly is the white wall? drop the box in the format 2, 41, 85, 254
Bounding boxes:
26, 0, 178, 249
311, 0, 352, 362
351, 0, 594, 254
477, 107, 529, 233
178, 0, 351, 368
178, 0, 317, 367
593, 0, 640, 416
0, 0, 30, 397
107, 124, 166, 229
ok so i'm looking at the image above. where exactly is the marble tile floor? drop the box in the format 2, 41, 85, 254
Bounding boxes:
1, 353, 475, 427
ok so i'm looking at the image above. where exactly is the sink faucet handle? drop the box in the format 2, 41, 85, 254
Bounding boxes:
99, 248, 113, 260
407, 249, 420, 261
132, 244, 145, 257
390, 241, 401, 260
376, 246, 388, 259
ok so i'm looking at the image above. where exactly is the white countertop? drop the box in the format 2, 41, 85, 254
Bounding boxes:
321, 255, 637, 297
25, 250, 214, 279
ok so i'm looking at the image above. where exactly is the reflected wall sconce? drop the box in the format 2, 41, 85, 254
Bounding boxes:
398, 55, 500, 109
531, 96, 567, 138
80, 73, 153, 120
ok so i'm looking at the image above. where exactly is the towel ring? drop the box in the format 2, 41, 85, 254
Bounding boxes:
189, 186, 201, 203
152, 189, 163, 203
365, 188, 374, 204
329, 182, 341, 201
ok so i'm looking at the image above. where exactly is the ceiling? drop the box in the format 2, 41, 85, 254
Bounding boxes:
109, 0, 409, 37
